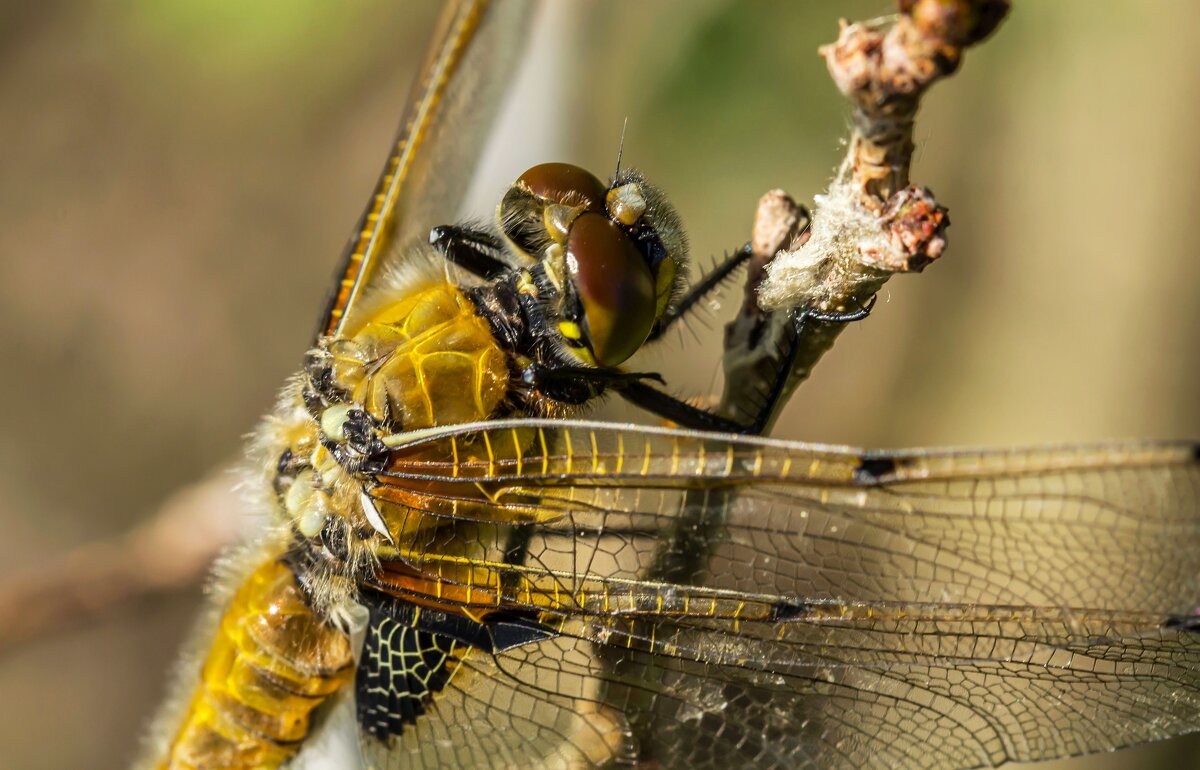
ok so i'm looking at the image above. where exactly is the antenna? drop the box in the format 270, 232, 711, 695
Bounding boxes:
614, 117, 629, 180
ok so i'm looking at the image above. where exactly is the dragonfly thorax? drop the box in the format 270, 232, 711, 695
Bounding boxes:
278, 281, 515, 546
317, 282, 510, 431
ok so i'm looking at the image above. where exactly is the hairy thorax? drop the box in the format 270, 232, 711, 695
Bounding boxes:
262, 279, 523, 596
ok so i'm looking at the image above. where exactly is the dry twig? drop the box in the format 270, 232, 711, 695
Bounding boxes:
0, 471, 244, 654
723, 0, 1009, 430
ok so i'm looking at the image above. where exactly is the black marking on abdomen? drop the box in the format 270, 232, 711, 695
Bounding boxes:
1191, 442, 1200, 463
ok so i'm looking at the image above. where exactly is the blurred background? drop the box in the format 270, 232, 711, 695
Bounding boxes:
2, 1, 1199, 768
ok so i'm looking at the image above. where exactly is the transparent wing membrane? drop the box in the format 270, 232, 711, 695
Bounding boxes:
356, 419, 1200, 768
372, 420, 1200, 613
317, 0, 533, 340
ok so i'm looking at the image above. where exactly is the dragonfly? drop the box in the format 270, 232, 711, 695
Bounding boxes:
139, 2, 1200, 769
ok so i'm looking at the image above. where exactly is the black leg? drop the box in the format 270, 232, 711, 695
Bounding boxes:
803, 297, 876, 324
522, 361, 665, 406
523, 359, 747, 432
647, 245, 753, 341
616, 380, 751, 434
620, 296, 878, 435
429, 224, 512, 280
522, 362, 664, 388
733, 297, 880, 433
519, 297, 874, 435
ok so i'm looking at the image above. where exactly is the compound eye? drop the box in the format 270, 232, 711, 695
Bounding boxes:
566, 213, 656, 367
517, 162, 606, 212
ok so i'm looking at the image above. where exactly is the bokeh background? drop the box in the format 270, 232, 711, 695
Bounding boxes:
2, 1, 1199, 768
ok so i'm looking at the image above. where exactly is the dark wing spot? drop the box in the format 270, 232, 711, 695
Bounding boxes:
769, 600, 813, 622
353, 593, 561, 742
485, 612, 559, 652
1192, 442, 1200, 463
1164, 613, 1200, 634
854, 456, 898, 485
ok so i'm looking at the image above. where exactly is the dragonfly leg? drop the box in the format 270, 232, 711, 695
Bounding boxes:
429, 224, 511, 279
616, 379, 754, 433
521, 361, 664, 406
647, 244, 753, 341
736, 296, 880, 432
619, 296, 878, 435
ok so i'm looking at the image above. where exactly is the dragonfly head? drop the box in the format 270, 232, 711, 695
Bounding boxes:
498, 162, 687, 368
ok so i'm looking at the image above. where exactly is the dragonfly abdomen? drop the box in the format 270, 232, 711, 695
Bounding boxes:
156, 558, 353, 770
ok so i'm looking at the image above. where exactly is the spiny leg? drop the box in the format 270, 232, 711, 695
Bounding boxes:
648, 244, 752, 341
650, 200, 809, 341
617, 297, 878, 435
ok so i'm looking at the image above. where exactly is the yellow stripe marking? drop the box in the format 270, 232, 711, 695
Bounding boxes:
511, 428, 524, 476
482, 430, 495, 477
323, 1, 489, 339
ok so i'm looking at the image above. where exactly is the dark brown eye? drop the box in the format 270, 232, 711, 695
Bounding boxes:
516, 163, 606, 212
566, 213, 656, 367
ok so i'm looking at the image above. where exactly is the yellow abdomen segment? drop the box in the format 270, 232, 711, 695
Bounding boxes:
338, 282, 510, 430
158, 559, 353, 770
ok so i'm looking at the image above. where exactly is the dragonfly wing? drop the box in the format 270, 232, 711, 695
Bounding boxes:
467, 608, 1200, 769
316, 0, 534, 341
347, 598, 1200, 768
354, 596, 630, 770
372, 419, 1200, 612
359, 419, 1200, 767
